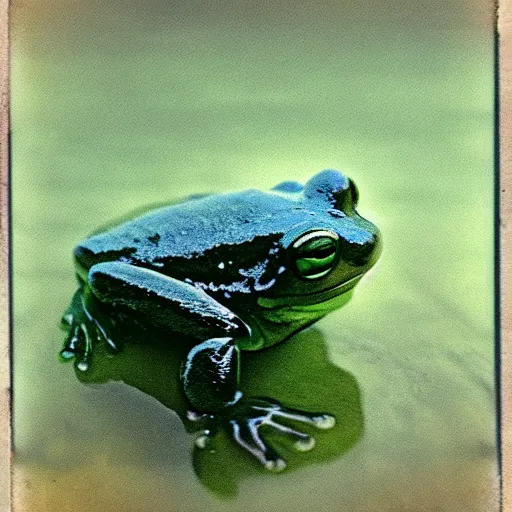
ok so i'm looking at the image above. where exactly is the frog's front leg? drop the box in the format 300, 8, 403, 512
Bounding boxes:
84, 262, 247, 406
184, 339, 336, 470
64, 262, 334, 468
182, 337, 243, 412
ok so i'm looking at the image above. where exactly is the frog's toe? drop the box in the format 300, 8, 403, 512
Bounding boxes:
59, 323, 83, 360
229, 420, 287, 471
264, 419, 317, 452
60, 313, 74, 329
270, 407, 336, 431
59, 323, 92, 372
194, 429, 216, 449
74, 349, 92, 372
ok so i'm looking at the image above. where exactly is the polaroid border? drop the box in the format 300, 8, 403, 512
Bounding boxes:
0, 0, 10, 510
0, 1, 508, 510
499, 1, 511, 510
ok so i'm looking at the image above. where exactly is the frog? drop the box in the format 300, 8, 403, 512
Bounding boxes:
60, 169, 382, 470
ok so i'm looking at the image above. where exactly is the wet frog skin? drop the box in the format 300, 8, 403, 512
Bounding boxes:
61, 169, 382, 470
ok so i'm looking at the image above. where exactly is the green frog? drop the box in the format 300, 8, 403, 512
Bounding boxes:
60, 169, 381, 470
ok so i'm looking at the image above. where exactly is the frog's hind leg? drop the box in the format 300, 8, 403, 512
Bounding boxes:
60, 287, 120, 371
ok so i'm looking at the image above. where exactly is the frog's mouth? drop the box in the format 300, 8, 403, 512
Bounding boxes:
257, 273, 364, 309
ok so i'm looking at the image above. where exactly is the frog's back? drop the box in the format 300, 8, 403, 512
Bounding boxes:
75, 189, 308, 267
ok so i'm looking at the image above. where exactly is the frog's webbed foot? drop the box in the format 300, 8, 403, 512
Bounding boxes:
187, 398, 335, 471
60, 289, 121, 371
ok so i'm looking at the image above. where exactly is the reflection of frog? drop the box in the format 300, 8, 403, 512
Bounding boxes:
75, 327, 363, 496
61, 169, 381, 469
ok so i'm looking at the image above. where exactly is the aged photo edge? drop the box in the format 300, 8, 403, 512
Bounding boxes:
0, 0, 10, 510
0, 1, 508, 511
500, 0, 511, 510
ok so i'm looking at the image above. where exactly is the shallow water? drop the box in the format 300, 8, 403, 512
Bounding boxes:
11, 1, 497, 510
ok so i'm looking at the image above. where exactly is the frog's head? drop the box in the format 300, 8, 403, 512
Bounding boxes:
258, 170, 382, 311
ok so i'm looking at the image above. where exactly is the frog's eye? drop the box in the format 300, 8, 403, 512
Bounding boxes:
292, 230, 340, 280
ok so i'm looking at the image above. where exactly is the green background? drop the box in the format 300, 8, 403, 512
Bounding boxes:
12, 1, 497, 510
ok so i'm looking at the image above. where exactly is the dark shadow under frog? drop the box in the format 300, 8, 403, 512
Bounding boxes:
73, 325, 363, 497
60, 169, 380, 472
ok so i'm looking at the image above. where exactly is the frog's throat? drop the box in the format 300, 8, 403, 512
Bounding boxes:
257, 274, 363, 309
